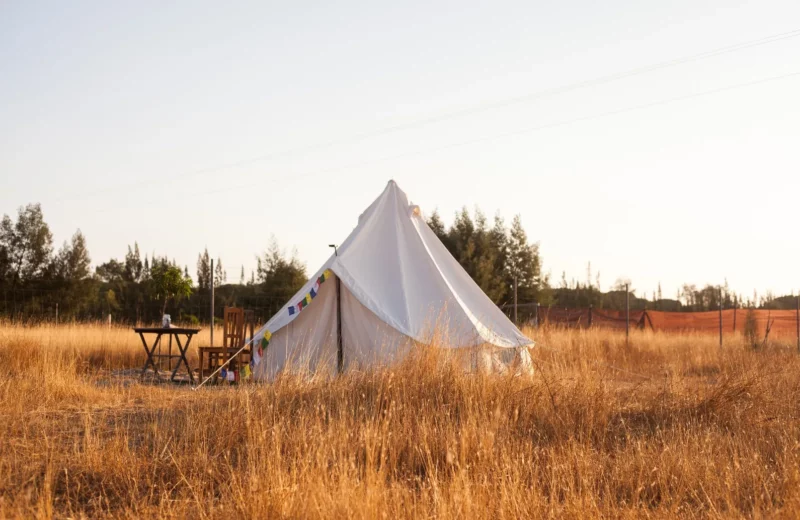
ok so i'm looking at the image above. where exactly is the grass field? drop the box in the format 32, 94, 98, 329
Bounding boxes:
1, 323, 800, 518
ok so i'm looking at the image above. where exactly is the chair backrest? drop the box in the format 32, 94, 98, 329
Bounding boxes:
223, 307, 246, 351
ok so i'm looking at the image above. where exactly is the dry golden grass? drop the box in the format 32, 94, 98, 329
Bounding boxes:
1, 322, 800, 518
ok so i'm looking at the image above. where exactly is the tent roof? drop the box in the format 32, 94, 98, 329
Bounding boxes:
257, 180, 532, 349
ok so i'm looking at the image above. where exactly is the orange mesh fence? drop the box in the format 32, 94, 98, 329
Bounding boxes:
537, 307, 799, 338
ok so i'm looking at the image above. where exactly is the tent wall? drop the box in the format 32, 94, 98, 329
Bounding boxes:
253, 274, 534, 381
254, 275, 338, 381
253, 273, 414, 381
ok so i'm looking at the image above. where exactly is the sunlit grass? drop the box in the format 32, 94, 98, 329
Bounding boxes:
1, 322, 799, 517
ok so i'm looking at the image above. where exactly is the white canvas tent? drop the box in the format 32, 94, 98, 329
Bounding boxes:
250, 180, 533, 380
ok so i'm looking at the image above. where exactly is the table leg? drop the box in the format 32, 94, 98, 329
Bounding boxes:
139, 333, 162, 379
171, 333, 196, 384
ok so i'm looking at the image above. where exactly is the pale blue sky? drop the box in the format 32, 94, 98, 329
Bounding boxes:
2, 1, 799, 300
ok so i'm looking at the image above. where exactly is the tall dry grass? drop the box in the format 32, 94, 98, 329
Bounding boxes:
1, 322, 800, 518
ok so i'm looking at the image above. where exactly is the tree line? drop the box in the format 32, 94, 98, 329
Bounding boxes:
0, 202, 796, 323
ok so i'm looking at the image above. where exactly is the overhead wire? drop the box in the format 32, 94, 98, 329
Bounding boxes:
89, 67, 800, 213
50, 27, 800, 204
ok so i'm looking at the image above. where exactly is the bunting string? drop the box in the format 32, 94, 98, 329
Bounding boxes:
287, 269, 332, 317
248, 269, 334, 375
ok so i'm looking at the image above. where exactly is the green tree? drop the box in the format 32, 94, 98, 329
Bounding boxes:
470, 209, 506, 302
124, 243, 143, 282
427, 209, 446, 237
142, 256, 151, 281
150, 260, 193, 316
96, 259, 125, 282
55, 230, 91, 281
196, 248, 211, 290
0, 203, 53, 286
505, 214, 542, 303
257, 238, 306, 312
214, 258, 226, 287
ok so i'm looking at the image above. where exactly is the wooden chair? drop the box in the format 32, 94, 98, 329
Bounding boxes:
198, 307, 255, 382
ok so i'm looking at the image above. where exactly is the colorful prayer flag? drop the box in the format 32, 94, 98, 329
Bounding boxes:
288, 306, 296, 316
310, 287, 317, 298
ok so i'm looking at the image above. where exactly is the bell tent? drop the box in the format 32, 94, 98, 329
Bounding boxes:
250, 180, 533, 380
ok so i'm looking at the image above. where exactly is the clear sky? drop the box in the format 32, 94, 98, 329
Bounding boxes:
2, 1, 799, 301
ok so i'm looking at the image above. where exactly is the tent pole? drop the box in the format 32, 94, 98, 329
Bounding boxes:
210, 259, 215, 347
330, 244, 343, 375
336, 275, 343, 374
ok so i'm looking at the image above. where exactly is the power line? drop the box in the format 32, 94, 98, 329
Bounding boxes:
91, 68, 800, 213
51, 27, 800, 204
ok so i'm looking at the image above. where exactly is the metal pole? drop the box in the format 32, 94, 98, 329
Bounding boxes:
55, 303, 58, 324
588, 304, 593, 328
625, 284, 630, 345
535, 302, 540, 329
719, 287, 723, 348
210, 258, 215, 346
336, 276, 343, 373
796, 294, 799, 354
513, 276, 518, 325
330, 244, 343, 374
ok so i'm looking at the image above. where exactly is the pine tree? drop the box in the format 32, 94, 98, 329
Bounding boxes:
123, 243, 143, 282
506, 214, 542, 303
214, 258, 225, 287
55, 230, 91, 280
196, 248, 211, 290
256, 237, 306, 310
427, 209, 447, 240
240, 265, 245, 285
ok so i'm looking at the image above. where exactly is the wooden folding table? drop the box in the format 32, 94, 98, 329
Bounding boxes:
134, 327, 200, 383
